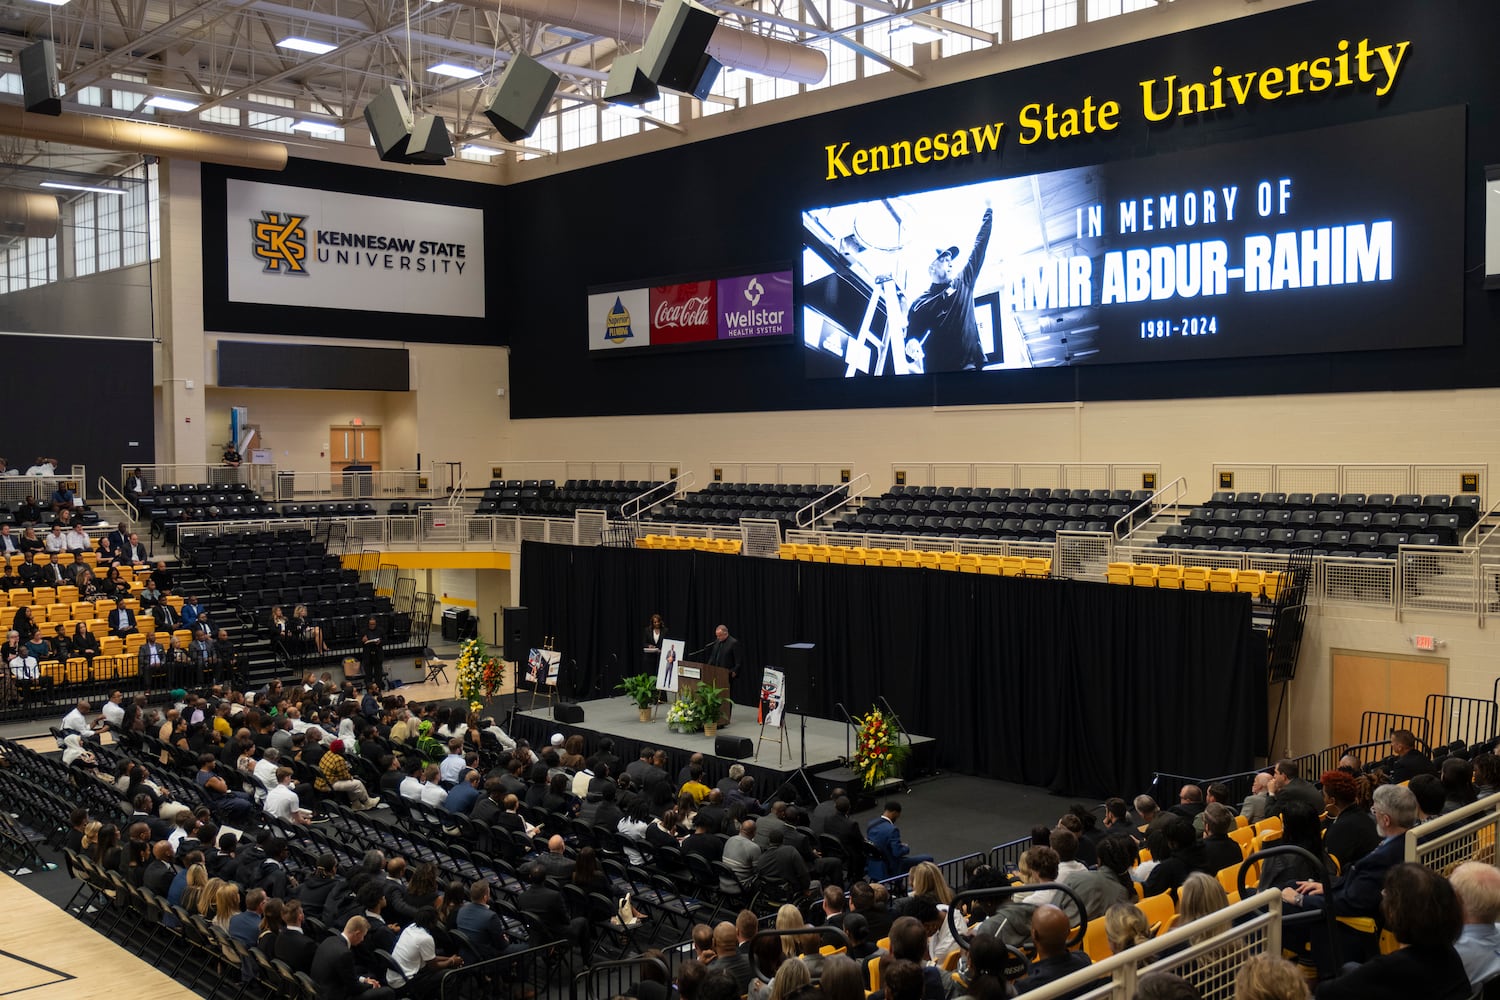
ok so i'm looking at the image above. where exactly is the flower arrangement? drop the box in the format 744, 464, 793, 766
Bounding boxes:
455, 637, 504, 714
665, 695, 702, 733
851, 707, 911, 788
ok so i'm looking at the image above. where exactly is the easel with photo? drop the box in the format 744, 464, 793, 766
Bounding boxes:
755, 666, 788, 764
528, 639, 562, 710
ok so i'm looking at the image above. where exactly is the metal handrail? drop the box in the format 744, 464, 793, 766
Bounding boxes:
1113, 475, 1188, 543
94, 476, 137, 526
620, 471, 695, 520
795, 473, 870, 529
1463, 493, 1500, 548
447, 471, 466, 507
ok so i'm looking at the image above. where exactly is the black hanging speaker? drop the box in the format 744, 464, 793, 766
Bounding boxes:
404, 114, 453, 165
20, 40, 62, 116
640, 0, 721, 93
604, 53, 659, 106
363, 84, 414, 162
688, 55, 723, 101
715, 734, 754, 759
503, 606, 529, 661
554, 703, 584, 724
485, 52, 559, 142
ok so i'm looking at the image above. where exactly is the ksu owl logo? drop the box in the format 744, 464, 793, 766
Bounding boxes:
743, 277, 765, 307
604, 296, 634, 344
251, 211, 309, 274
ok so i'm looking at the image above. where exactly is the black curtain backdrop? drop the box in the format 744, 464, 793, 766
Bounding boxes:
519, 541, 1264, 798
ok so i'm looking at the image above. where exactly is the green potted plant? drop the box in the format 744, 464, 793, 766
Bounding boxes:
693, 679, 727, 737
616, 673, 659, 722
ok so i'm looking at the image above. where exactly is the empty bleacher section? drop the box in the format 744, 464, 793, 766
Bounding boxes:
829, 485, 1153, 540
178, 528, 426, 680
647, 482, 834, 530
473, 478, 652, 517
136, 482, 287, 537
1149, 492, 1481, 556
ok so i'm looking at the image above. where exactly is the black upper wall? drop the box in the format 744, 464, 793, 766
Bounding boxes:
501, 0, 1500, 418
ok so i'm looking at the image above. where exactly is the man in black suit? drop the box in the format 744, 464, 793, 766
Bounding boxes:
1267, 758, 1326, 818
1386, 728, 1438, 783
276, 900, 320, 974
694, 789, 729, 835
682, 815, 725, 863
705, 921, 755, 994
353, 882, 398, 974
310, 916, 397, 999
17, 551, 43, 588
578, 783, 622, 833
515, 863, 587, 948
109, 603, 138, 639
825, 795, 867, 876
706, 624, 743, 678
154, 598, 179, 630
142, 840, 177, 896
755, 828, 811, 896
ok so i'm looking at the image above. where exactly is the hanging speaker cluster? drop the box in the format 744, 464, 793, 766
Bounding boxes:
362, 84, 454, 165
484, 52, 560, 142
20, 39, 63, 117
607, 0, 723, 108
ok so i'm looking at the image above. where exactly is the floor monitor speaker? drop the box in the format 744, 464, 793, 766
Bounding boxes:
485, 53, 560, 141
20, 40, 62, 116
503, 606, 529, 662
554, 703, 585, 724
641, 0, 721, 93
364, 84, 414, 162
715, 734, 754, 759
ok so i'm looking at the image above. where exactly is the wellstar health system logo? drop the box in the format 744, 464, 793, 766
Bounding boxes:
251, 210, 309, 274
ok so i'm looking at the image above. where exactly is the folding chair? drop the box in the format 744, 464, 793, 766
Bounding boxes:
419, 646, 450, 684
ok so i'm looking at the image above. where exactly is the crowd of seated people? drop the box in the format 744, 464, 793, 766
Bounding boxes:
36, 670, 1500, 1000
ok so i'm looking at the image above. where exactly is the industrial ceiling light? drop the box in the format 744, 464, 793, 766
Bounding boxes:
144, 95, 199, 112
276, 36, 338, 55
41, 181, 125, 196
428, 62, 482, 80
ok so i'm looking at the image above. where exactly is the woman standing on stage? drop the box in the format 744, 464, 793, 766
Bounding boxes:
643, 613, 667, 674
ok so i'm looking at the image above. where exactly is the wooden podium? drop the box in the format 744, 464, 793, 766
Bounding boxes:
678, 661, 733, 725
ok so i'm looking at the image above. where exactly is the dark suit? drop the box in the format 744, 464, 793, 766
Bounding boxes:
516, 884, 586, 946
755, 844, 810, 894
1323, 808, 1382, 870
1289, 835, 1403, 971
0, 533, 18, 555
276, 928, 320, 974
109, 607, 138, 638
707, 635, 744, 676
1269, 777, 1326, 818
705, 953, 754, 994
142, 859, 176, 897
455, 902, 516, 962
1315, 943, 1471, 1000
138, 641, 165, 683
311, 933, 395, 1000
122, 541, 148, 564
154, 603, 179, 629
1387, 749, 1438, 784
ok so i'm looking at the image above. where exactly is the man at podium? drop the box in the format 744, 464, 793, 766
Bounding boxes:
707, 624, 743, 678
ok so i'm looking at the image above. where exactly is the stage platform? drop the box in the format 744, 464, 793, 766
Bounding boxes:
506, 695, 936, 803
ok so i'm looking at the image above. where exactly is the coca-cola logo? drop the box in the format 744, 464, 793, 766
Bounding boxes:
654, 295, 711, 328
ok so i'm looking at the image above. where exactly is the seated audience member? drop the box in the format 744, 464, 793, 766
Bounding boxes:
1450, 860, 1500, 997
1440, 757, 1478, 815
1198, 803, 1243, 875
1280, 784, 1416, 972
1408, 773, 1446, 822
1254, 801, 1328, 890
1234, 954, 1310, 1000
706, 920, 755, 995
1133, 973, 1203, 999
1268, 760, 1325, 818
866, 801, 933, 879
1142, 816, 1204, 899
1319, 770, 1381, 870
1104, 902, 1151, 954
1384, 728, 1437, 783
1315, 862, 1470, 1000
311, 915, 397, 999
1014, 904, 1093, 996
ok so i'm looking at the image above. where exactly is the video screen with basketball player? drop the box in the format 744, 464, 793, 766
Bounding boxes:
800, 107, 1463, 378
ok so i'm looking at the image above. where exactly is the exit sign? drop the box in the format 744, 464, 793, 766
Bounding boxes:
1413, 635, 1437, 651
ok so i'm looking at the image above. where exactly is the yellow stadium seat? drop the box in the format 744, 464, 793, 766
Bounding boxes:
880, 550, 903, 568
33, 553, 49, 566
809, 546, 831, 563
94, 599, 117, 617
1082, 917, 1112, 964
1106, 562, 1133, 585
1235, 570, 1265, 597
1181, 566, 1209, 591
56, 585, 78, 604
125, 633, 145, 653
30, 588, 54, 606
1131, 564, 1158, 588
778, 543, 799, 559
99, 636, 123, 657
977, 555, 1003, 575
1207, 568, 1237, 593
172, 629, 193, 647
0, 592, 8, 608
1023, 557, 1051, 578
1262, 571, 1286, 601
46, 604, 69, 623
1138, 892, 1176, 931
1253, 816, 1283, 838
899, 551, 922, 569
1229, 826, 1255, 858
957, 554, 980, 573
80, 552, 99, 568
919, 551, 943, 569
1237, 815, 1250, 828
1156, 565, 1184, 589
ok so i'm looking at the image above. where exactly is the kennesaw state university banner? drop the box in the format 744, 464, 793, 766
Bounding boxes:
225, 178, 486, 319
